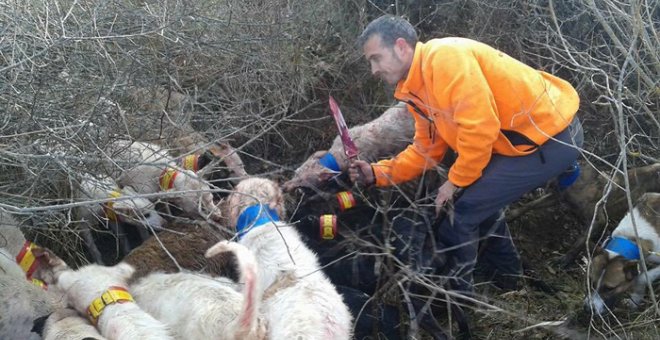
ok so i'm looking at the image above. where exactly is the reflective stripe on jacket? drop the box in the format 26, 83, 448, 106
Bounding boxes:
373, 37, 579, 187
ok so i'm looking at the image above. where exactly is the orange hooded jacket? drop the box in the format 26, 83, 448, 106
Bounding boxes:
372, 37, 580, 188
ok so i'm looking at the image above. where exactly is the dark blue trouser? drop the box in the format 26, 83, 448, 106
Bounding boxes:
437, 118, 583, 293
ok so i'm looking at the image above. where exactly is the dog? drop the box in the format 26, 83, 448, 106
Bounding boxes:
30, 248, 175, 340
117, 163, 223, 222
282, 103, 413, 193
1, 246, 66, 340
101, 140, 173, 179
214, 177, 353, 339
75, 174, 165, 263
132, 241, 266, 340
584, 192, 660, 315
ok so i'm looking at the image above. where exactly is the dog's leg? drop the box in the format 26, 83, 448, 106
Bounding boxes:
110, 222, 132, 256
79, 227, 104, 264
136, 225, 151, 242
623, 265, 660, 309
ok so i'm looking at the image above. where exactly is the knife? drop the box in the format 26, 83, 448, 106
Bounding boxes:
328, 96, 359, 161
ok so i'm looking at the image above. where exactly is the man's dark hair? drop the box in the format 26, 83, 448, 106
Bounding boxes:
357, 15, 418, 48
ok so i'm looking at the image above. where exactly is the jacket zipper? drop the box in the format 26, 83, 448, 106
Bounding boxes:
395, 94, 436, 143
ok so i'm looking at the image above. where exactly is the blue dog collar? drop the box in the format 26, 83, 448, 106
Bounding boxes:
236, 204, 279, 239
604, 236, 641, 260
319, 153, 341, 172
558, 160, 580, 190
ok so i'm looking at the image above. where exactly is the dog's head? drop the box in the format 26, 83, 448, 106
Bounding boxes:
584, 247, 639, 315
31, 247, 70, 288
166, 169, 224, 222
282, 150, 345, 192
228, 177, 285, 228
113, 187, 165, 229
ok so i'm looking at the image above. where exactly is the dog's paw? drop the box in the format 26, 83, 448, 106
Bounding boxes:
205, 240, 231, 258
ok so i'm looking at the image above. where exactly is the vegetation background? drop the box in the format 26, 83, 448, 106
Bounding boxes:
0, 0, 658, 338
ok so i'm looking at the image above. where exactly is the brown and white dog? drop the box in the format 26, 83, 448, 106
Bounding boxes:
212, 177, 353, 339
282, 103, 413, 192
584, 192, 660, 315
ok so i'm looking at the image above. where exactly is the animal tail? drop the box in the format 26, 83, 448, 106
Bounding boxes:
206, 241, 260, 339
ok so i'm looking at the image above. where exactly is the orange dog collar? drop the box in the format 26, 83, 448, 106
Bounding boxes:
15, 240, 39, 278
159, 168, 178, 190
180, 155, 200, 172
336, 191, 356, 212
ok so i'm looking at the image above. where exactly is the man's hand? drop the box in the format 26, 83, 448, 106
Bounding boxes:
349, 160, 375, 186
435, 180, 458, 216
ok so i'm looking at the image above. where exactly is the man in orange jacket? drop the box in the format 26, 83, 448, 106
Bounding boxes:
349, 15, 583, 294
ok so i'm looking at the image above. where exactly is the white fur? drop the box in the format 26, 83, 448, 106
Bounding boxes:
132, 242, 264, 340
43, 308, 107, 340
1, 249, 65, 340
225, 177, 352, 339
587, 193, 660, 315
239, 221, 352, 339
117, 165, 222, 222
612, 207, 660, 254
0, 220, 67, 338
75, 174, 165, 263
102, 140, 172, 179
46, 260, 174, 340
0, 210, 27, 258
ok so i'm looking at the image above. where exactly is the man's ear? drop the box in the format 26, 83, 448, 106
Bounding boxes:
394, 37, 410, 54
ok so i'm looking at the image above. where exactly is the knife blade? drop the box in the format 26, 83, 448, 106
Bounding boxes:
328, 96, 359, 160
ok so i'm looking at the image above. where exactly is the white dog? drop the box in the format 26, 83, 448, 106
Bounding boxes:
132, 241, 266, 340
76, 174, 165, 263
585, 192, 660, 315
41, 308, 107, 340
117, 164, 222, 222
31, 248, 174, 340
213, 177, 352, 339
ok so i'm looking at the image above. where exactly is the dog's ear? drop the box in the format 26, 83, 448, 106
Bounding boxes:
111, 199, 137, 217
588, 252, 608, 283
267, 182, 286, 219
624, 261, 639, 281
591, 245, 605, 257
198, 150, 215, 170
32, 247, 66, 269
318, 168, 335, 181
32, 247, 68, 285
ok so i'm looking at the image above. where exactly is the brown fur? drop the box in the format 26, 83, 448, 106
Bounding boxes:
563, 162, 660, 226
585, 192, 660, 314
561, 162, 660, 265
122, 220, 238, 282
